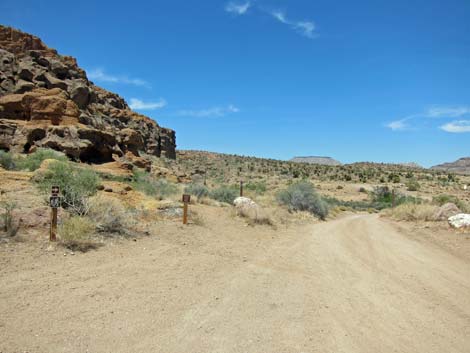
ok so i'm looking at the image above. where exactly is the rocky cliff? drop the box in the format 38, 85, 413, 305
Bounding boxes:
431, 158, 470, 175
0, 25, 175, 163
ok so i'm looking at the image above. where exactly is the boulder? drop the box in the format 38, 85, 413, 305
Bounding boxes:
448, 214, 470, 229
433, 203, 461, 221
69, 82, 90, 109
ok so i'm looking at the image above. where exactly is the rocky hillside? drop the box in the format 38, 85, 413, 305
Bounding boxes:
431, 158, 470, 175
0, 25, 175, 163
290, 156, 341, 166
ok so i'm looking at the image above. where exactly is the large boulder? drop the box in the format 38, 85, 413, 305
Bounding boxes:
433, 203, 461, 221
0, 25, 176, 163
448, 214, 470, 229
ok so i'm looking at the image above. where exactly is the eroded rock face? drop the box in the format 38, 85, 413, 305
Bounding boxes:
0, 25, 176, 162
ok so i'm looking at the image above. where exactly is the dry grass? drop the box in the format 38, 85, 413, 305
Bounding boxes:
236, 203, 273, 226
59, 216, 100, 252
384, 203, 439, 222
87, 195, 134, 236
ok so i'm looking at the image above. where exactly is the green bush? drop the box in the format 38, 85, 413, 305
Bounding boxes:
184, 183, 209, 201
132, 170, 178, 200
406, 179, 421, 191
0, 150, 15, 170
210, 186, 238, 204
16, 148, 68, 171
432, 194, 469, 212
37, 161, 100, 215
87, 196, 133, 235
0, 200, 19, 237
245, 181, 267, 195
277, 181, 329, 220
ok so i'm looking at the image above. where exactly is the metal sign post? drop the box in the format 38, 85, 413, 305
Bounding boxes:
49, 185, 60, 241
182, 194, 190, 225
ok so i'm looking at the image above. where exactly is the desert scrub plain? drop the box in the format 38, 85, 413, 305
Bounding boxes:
1, 148, 470, 353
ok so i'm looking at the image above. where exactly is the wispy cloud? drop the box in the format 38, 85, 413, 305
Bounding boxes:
225, 1, 251, 15
427, 106, 470, 118
440, 120, 470, 133
386, 120, 408, 131
175, 104, 240, 118
269, 10, 316, 38
129, 98, 167, 110
225, 3, 317, 39
386, 105, 470, 132
88, 68, 149, 87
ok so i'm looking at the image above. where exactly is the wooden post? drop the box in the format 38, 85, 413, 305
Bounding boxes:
50, 208, 57, 241
392, 189, 396, 208
240, 180, 243, 197
182, 194, 190, 225
49, 185, 60, 241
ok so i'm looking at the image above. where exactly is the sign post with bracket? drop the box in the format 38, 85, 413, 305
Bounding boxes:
49, 185, 60, 241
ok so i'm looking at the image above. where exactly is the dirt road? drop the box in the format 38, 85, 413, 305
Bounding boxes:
1, 213, 469, 353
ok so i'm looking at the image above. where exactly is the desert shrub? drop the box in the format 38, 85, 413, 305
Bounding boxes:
210, 186, 238, 204
0, 200, 19, 237
59, 216, 98, 252
384, 203, 438, 222
37, 161, 100, 215
87, 196, 133, 235
16, 148, 68, 171
358, 187, 367, 193
277, 181, 329, 220
0, 150, 15, 170
406, 179, 421, 191
184, 183, 209, 201
132, 170, 178, 199
432, 194, 469, 213
245, 181, 267, 195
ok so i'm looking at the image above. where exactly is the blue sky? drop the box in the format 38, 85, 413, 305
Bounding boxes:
1, 0, 470, 167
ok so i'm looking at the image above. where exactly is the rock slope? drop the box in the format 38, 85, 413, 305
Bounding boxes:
0, 25, 175, 163
290, 156, 342, 166
431, 158, 470, 175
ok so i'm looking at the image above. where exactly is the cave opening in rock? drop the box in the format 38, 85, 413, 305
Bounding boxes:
79, 146, 113, 164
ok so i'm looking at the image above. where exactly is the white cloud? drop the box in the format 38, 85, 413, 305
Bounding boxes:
176, 104, 240, 118
129, 98, 167, 110
271, 10, 288, 24
225, 1, 251, 15
269, 10, 316, 38
88, 68, 149, 87
295, 21, 316, 38
386, 105, 470, 131
386, 120, 408, 131
426, 106, 470, 118
440, 120, 470, 133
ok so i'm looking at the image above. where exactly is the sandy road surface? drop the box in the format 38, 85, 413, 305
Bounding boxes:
1, 213, 469, 353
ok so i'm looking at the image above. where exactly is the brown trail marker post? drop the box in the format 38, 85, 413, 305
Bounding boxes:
49, 185, 60, 241
182, 194, 190, 225
240, 180, 243, 197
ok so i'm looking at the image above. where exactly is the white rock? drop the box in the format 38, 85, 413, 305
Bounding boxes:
448, 213, 470, 229
233, 197, 257, 208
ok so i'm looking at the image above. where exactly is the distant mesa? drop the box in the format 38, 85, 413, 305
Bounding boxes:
399, 162, 423, 169
290, 156, 342, 166
431, 157, 470, 175
0, 25, 176, 163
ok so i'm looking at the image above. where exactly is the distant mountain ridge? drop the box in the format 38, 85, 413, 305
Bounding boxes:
431, 157, 470, 175
290, 156, 342, 166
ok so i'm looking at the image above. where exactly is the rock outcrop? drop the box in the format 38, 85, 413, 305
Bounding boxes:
431, 158, 470, 175
0, 25, 175, 163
